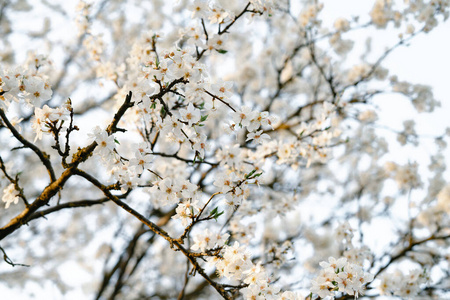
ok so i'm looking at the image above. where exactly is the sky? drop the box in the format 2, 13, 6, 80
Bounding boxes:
321, 0, 450, 137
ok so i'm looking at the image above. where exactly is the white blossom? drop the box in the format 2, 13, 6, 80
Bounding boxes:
2, 184, 20, 209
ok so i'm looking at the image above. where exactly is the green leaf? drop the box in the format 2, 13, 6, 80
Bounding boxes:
215, 49, 228, 54
150, 102, 156, 109
200, 114, 208, 122
214, 211, 224, 220
210, 207, 218, 216
245, 169, 256, 179
114, 139, 120, 145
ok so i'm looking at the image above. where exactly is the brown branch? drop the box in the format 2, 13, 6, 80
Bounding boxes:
177, 256, 191, 300
373, 233, 450, 280
0, 108, 56, 182
0, 92, 134, 241
196, 3, 257, 61
103, 225, 149, 300
106, 91, 134, 135
73, 168, 233, 299
27, 198, 113, 222
0, 167, 73, 240
178, 192, 222, 242
96, 207, 175, 299
218, 3, 253, 35
340, 26, 425, 92
0, 245, 29, 267
308, 42, 337, 100
151, 151, 217, 166
203, 90, 236, 112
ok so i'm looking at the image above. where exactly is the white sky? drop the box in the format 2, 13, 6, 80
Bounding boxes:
321, 0, 450, 136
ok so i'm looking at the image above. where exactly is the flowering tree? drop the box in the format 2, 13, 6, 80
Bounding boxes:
0, 0, 449, 299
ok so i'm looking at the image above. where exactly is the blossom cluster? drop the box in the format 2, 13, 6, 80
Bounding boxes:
310, 256, 374, 298
384, 161, 422, 192
417, 183, 450, 231
212, 169, 252, 207
1, 184, 20, 209
148, 177, 199, 208
191, 228, 229, 252
88, 126, 117, 160
210, 241, 287, 300
31, 104, 70, 141
370, 0, 450, 31
190, 229, 302, 299
229, 107, 276, 144
263, 102, 342, 168
391, 76, 440, 113
0, 67, 53, 111
189, 0, 275, 24
378, 269, 429, 298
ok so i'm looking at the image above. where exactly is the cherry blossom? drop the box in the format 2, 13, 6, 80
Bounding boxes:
1, 184, 20, 209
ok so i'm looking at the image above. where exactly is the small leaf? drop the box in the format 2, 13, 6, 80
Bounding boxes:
210, 207, 218, 216
114, 139, 120, 145
215, 49, 228, 54
214, 211, 224, 220
245, 169, 256, 179
200, 114, 208, 122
